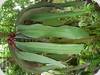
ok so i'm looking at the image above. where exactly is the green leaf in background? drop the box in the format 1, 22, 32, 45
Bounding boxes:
23, 1, 84, 11
16, 42, 85, 54
0, 50, 11, 58
17, 24, 89, 39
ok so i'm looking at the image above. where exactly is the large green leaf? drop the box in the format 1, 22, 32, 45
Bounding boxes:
9, 45, 65, 73
16, 42, 85, 54
16, 51, 66, 68
17, 24, 89, 39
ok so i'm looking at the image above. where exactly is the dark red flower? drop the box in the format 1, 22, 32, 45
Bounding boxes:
7, 32, 16, 48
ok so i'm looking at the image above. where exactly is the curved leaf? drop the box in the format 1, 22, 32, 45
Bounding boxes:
16, 51, 66, 68
16, 42, 85, 54
30, 11, 88, 21
17, 24, 89, 39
